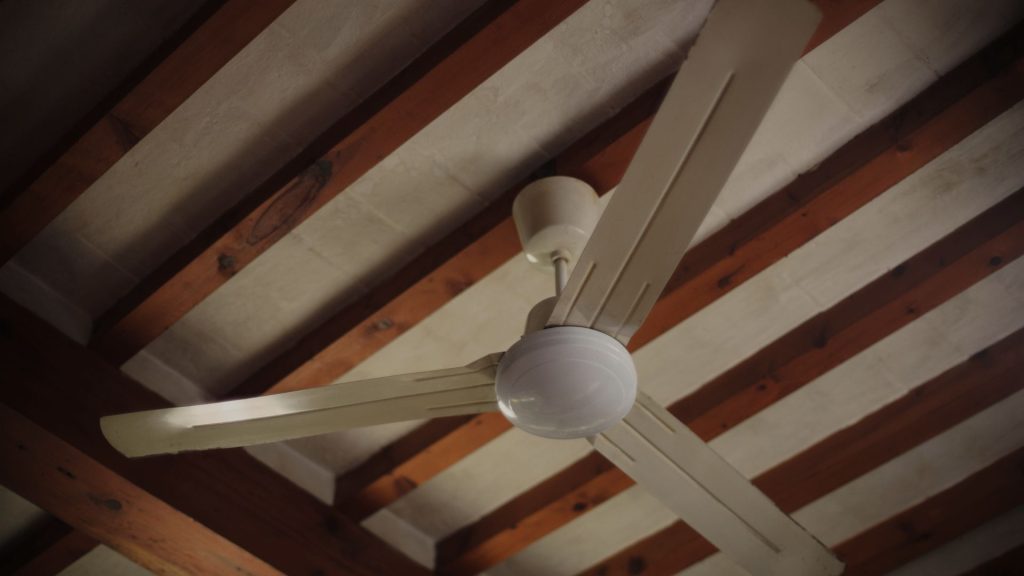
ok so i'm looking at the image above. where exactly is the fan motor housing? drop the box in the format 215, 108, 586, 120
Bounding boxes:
495, 326, 637, 439
512, 176, 601, 271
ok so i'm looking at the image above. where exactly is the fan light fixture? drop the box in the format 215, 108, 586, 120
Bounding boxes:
495, 326, 637, 439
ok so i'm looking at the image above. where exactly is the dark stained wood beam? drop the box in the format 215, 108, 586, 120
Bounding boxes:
436, 187, 1024, 575
577, 326, 1024, 576
310, 0, 886, 518
0, 517, 97, 576
957, 543, 1024, 575
837, 447, 1024, 576
0, 0, 298, 265
0, 406, 280, 575
89, 0, 589, 365
0, 296, 428, 576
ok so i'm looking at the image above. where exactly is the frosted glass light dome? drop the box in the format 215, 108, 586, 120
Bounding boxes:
495, 326, 637, 439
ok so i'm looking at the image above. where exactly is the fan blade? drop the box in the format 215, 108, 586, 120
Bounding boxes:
548, 0, 820, 344
101, 354, 502, 457
591, 393, 842, 575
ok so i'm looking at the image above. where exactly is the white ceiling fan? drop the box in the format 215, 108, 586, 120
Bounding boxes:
100, 1, 843, 573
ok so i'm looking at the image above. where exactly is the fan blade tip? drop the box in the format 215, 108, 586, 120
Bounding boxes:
99, 415, 136, 457
99, 413, 166, 458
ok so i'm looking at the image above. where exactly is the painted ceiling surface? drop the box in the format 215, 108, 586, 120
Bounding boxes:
1, 0, 1022, 574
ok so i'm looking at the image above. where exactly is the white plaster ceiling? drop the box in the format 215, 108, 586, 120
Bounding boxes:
1, 0, 1022, 574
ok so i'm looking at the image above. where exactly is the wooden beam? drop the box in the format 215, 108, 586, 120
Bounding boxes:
577, 326, 1024, 576
0, 296, 428, 576
230, 188, 526, 398
676, 201, 1024, 438
0, 0, 297, 265
0, 406, 280, 576
806, 0, 883, 52
435, 187, 1024, 575
334, 414, 511, 521
250, 1, 892, 398
323, 0, 884, 518
436, 26, 1024, 569
0, 517, 96, 576
89, 0, 589, 365
836, 447, 1024, 576
0, 0, 220, 205
956, 543, 1024, 575
554, 0, 888, 192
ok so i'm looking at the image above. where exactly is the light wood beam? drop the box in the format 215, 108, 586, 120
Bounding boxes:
1, 406, 280, 576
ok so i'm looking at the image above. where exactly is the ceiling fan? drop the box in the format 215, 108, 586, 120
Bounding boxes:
101, 1, 843, 573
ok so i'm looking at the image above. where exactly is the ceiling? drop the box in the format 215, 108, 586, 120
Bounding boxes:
1, 0, 1023, 574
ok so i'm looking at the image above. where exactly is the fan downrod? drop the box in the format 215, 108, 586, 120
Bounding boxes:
514, 177, 599, 334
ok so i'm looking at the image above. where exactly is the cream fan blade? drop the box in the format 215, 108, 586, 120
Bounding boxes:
548, 0, 820, 344
590, 393, 843, 576
101, 354, 502, 457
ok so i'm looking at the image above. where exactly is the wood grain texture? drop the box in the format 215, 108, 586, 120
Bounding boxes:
89, 0, 589, 365
233, 202, 525, 398
0, 406, 280, 576
332, 415, 474, 511
335, 413, 512, 521
438, 189, 1024, 575
579, 327, 1024, 576
677, 193, 1024, 439
0, 0, 297, 265
0, 296, 427, 576
0, 517, 97, 576
836, 447, 1024, 576
318, 0, 883, 521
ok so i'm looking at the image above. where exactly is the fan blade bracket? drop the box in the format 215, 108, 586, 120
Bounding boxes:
548, 0, 822, 345
591, 392, 843, 576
